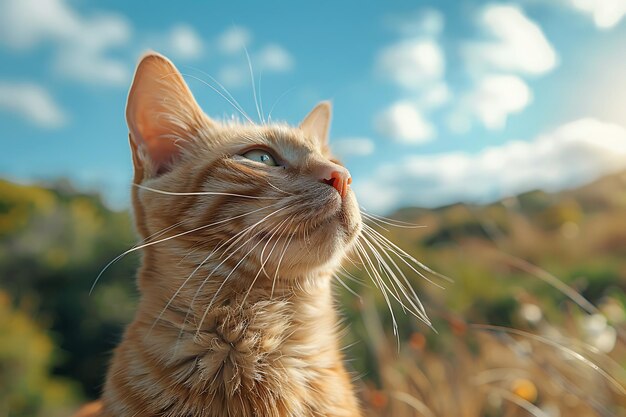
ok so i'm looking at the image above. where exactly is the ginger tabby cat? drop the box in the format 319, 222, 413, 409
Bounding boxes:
75, 52, 363, 417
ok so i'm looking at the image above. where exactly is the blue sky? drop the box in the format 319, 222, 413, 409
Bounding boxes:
1, 0, 626, 213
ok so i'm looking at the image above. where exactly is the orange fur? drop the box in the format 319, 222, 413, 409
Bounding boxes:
78, 52, 363, 416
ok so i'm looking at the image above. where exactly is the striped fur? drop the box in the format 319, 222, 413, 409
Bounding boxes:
76, 53, 363, 416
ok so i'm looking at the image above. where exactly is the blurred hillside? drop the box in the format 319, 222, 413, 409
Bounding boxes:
0, 179, 138, 417
1, 173, 625, 416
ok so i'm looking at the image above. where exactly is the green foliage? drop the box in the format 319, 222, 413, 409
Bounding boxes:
0, 291, 79, 417
0, 179, 138, 406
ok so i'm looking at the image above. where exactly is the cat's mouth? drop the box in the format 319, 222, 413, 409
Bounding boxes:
249, 190, 360, 250
309, 190, 360, 237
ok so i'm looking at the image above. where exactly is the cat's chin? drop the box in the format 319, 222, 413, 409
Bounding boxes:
287, 191, 362, 272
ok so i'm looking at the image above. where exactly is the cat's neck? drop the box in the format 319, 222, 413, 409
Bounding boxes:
102, 254, 361, 417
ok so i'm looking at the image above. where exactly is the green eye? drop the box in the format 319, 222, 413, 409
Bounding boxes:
242, 149, 278, 166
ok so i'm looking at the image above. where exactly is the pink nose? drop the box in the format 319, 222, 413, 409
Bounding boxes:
313, 162, 352, 198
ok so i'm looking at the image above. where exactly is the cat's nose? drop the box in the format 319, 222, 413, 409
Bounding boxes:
313, 162, 352, 198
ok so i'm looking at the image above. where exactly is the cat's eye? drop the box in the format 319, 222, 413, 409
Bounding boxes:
242, 149, 278, 167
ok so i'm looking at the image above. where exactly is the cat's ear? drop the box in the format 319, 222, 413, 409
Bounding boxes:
299, 101, 332, 146
126, 52, 212, 178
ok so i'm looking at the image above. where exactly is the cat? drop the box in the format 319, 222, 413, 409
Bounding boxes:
75, 52, 365, 417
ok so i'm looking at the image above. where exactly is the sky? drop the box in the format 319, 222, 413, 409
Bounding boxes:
1, 0, 626, 213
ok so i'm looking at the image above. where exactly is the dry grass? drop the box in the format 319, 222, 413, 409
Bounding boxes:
358, 308, 626, 417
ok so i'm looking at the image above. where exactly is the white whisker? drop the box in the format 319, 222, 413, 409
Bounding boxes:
241, 215, 293, 305
191, 205, 292, 333
244, 47, 263, 124
134, 183, 279, 199
361, 230, 428, 316
267, 87, 296, 122
362, 226, 442, 292
179, 72, 254, 124
360, 208, 425, 229
352, 240, 399, 337
266, 180, 295, 196
334, 274, 362, 300
359, 233, 430, 326
271, 219, 297, 298
91, 203, 279, 295
363, 223, 452, 284
258, 67, 265, 124
181, 66, 252, 123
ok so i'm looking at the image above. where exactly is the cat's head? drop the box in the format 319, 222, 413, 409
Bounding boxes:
126, 53, 362, 283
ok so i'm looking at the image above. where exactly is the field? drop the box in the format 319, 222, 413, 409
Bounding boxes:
1, 172, 625, 416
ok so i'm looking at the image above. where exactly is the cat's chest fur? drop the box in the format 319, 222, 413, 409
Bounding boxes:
100, 279, 362, 417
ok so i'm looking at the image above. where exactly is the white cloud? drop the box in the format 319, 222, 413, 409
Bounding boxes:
355, 118, 626, 213
255, 44, 294, 72
385, 9, 444, 36
375, 101, 435, 144
0, 82, 67, 128
567, 0, 626, 29
419, 82, 452, 109
373, 10, 447, 143
333, 137, 375, 157
218, 47, 294, 88
376, 39, 445, 90
217, 26, 252, 54
0, 0, 76, 48
214, 27, 294, 86
0, 0, 131, 85
465, 4, 557, 75
446, 111, 473, 135
462, 74, 532, 130
164, 24, 204, 60
218, 64, 248, 88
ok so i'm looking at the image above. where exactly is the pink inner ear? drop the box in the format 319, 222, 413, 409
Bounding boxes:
147, 139, 180, 172
131, 109, 183, 175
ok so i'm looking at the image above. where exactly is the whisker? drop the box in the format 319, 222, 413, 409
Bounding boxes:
176, 241, 205, 265
150, 233, 238, 335
338, 266, 366, 286
360, 208, 425, 229
266, 180, 295, 196
240, 216, 293, 305
271, 218, 297, 298
244, 47, 263, 124
362, 225, 444, 290
334, 274, 362, 300
171, 217, 271, 354
363, 223, 452, 283
361, 230, 429, 321
181, 66, 252, 123
353, 240, 399, 337
192, 205, 292, 333
258, 67, 265, 124
267, 86, 296, 122
151, 203, 289, 337
196, 231, 269, 335
134, 183, 280, 199
179, 72, 254, 124
91, 203, 279, 295
359, 233, 430, 325
361, 213, 390, 232
187, 204, 289, 307
261, 215, 295, 280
